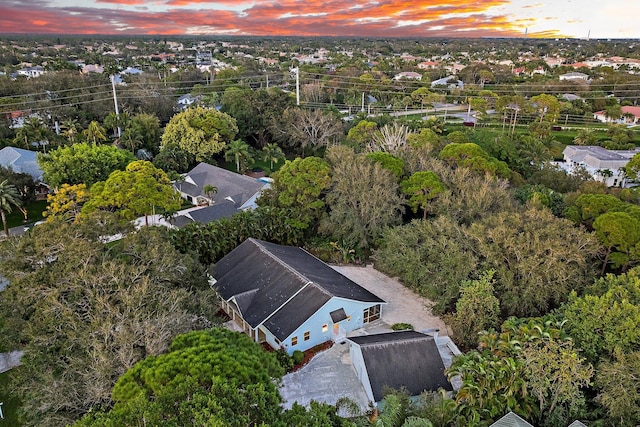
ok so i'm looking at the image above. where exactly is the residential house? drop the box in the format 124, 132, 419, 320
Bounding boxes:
0, 146, 48, 197
176, 93, 200, 109
393, 71, 422, 81
593, 105, 640, 125
559, 72, 589, 81
417, 61, 439, 70
347, 330, 453, 404
172, 162, 268, 225
431, 76, 464, 89
561, 145, 640, 187
0, 146, 44, 182
212, 238, 386, 354
16, 66, 45, 78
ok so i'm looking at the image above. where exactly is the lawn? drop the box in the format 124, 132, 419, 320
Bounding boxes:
4, 200, 47, 229
0, 370, 22, 426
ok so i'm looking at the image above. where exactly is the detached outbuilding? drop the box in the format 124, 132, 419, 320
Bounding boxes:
212, 238, 386, 354
347, 330, 453, 404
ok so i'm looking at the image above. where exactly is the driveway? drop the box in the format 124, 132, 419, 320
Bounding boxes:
279, 264, 449, 411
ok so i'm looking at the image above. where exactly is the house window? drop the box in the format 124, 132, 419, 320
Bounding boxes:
304, 331, 310, 341
291, 336, 298, 346
322, 324, 328, 332
363, 305, 381, 323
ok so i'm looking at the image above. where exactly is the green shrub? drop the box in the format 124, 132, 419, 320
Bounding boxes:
275, 349, 294, 372
292, 350, 305, 365
391, 323, 414, 331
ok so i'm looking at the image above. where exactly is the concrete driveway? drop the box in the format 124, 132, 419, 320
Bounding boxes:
279, 264, 449, 411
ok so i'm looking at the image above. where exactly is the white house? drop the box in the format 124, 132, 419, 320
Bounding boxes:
431, 76, 464, 89
213, 238, 386, 354
16, 66, 45, 78
562, 145, 640, 187
393, 71, 422, 81
559, 72, 589, 81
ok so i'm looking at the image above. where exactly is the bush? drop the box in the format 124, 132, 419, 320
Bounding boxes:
391, 323, 414, 331
292, 350, 305, 365
275, 349, 294, 372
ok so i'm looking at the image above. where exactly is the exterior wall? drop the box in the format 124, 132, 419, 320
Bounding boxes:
279, 297, 383, 355
349, 343, 375, 403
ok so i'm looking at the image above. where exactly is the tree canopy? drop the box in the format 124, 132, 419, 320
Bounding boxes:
161, 106, 238, 162
0, 218, 212, 426
38, 142, 136, 189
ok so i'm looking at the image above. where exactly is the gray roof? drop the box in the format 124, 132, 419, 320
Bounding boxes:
176, 162, 265, 207
214, 238, 385, 340
567, 422, 588, 427
187, 202, 239, 224
490, 412, 534, 427
0, 146, 44, 181
563, 145, 640, 170
348, 331, 452, 401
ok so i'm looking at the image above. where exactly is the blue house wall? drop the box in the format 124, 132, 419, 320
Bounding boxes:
273, 297, 384, 355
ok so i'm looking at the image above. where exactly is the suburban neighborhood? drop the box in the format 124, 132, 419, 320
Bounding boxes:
0, 33, 640, 427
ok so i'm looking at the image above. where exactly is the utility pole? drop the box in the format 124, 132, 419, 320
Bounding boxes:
110, 75, 121, 138
295, 67, 300, 106
361, 92, 365, 112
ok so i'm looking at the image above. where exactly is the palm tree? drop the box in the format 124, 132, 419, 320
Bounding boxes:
83, 121, 107, 145
0, 180, 22, 237
61, 119, 80, 144
203, 184, 218, 204
573, 129, 597, 146
261, 143, 285, 170
224, 140, 253, 173
119, 127, 144, 153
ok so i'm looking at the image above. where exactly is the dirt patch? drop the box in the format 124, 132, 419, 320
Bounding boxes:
331, 264, 450, 335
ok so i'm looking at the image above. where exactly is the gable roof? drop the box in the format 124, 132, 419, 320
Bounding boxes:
567, 422, 588, 427
214, 238, 385, 340
176, 162, 265, 207
0, 146, 43, 181
490, 412, 534, 427
348, 331, 452, 401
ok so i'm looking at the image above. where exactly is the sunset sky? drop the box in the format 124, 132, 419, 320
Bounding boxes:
1, 0, 638, 39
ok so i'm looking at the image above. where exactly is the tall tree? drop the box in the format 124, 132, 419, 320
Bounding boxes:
400, 171, 445, 219
0, 179, 21, 236
38, 142, 136, 189
259, 156, 331, 232
261, 143, 285, 170
224, 139, 253, 173
161, 106, 238, 162
270, 107, 343, 157
320, 146, 404, 250
83, 160, 182, 226
468, 206, 599, 317
83, 120, 107, 145
0, 220, 212, 426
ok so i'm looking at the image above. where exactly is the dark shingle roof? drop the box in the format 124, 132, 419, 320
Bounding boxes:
176, 162, 264, 207
214, 238, 384, 340
349, 331, 452, 401
490, 412, 534, 427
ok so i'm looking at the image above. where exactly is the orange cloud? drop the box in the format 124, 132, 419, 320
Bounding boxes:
0, 0, 560, 38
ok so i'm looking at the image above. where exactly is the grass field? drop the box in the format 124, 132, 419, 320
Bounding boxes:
4, 200, 47, 229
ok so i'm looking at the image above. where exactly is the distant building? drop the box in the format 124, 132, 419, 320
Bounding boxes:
16, 66, 45, 78
393, 71, 422, 81
431, 76, 464, 89
561, 145, 640, 187
559, 72, 589, 81
593, 105, 640, 125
